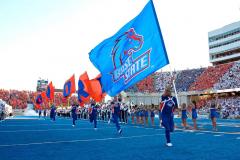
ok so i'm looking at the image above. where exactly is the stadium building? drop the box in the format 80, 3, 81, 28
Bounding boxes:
208, 21, 240, 65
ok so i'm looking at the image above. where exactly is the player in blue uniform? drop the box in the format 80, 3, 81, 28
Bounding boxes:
191, 100, 198, 130
210, 100, 218, 131
181, 103, 188, 129
71, 104, 78, 127
50, 103, 56, 122
161, 86, 178, 147
89, 101, 98, 130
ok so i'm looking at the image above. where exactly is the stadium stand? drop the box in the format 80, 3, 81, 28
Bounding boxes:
213, 61, 240, 90
175, 68, 205, 92
189, 63, 233, 91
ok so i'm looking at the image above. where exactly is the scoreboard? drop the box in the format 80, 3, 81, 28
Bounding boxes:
36, 79, 48, 92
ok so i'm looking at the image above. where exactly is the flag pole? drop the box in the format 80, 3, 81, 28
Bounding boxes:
150, 0, 179, 106
68, 97, 70, 107
168, 65, 180, 106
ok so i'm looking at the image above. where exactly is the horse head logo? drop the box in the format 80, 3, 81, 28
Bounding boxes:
111, 28, 143, 69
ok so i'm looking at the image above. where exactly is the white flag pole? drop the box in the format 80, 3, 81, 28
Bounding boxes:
151, 0, 179, 106
168, 65, 180, 107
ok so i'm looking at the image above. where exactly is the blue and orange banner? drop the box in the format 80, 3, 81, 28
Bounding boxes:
63, 74, 76, 98
77, 72, 91, 105
46, 81, 54, 101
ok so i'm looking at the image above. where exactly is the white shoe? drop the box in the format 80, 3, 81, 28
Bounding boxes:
72, 125, 75, 127
94, 128, 97, 130
166, 143, 173, 147
108, 120, 110, 124
118, 129, 122, 134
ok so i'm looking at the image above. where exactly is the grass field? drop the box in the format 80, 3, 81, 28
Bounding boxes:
0, 116, 239, 160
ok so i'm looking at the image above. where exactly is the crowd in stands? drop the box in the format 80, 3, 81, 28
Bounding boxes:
136, 75, 155, 93
0, 89, 29, 109
194, 95, 240, 119
214, 61, 240, 90
154, 72, 175, 92
175, 68, 205, 92
189, 63, 233, 91
126, 61, 240, 93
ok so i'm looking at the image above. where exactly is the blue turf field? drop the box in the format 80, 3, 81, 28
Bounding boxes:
0, 117, 240, 160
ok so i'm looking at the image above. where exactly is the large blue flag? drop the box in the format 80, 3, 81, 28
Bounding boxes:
89, 0, 169, 96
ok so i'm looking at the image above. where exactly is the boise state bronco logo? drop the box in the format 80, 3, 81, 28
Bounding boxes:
111, 28, 152, 83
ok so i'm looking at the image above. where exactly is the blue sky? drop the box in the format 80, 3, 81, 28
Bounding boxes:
0, 0, 239, 91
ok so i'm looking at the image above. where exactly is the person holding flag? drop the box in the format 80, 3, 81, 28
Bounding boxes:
43, 108, 47, 120
108, 97, 122, 134
50, 103, 57, 122
71, 103, 78, 127
38, 108, 42, 119
160, 86, 178, 147
89, 100, 98, 130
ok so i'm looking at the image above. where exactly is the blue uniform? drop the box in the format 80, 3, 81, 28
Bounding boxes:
71, 106, 77, 125
150, 111, 155, 117
50, 105, 56, 121
181, 110, 187, 119
161, 95, 178, 143
210, 108, 217, 118
192, 108, 197, 119
90, 105, 97, 128
111, 102, 121, 132
144, 110, 149, 117
140, 110, 144, 117
43, 110, 47, 119
38, 110, 42, 118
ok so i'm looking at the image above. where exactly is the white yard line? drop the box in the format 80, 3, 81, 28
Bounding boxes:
0, 133, 167, 147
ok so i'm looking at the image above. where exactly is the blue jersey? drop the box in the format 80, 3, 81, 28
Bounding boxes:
181, 110, 187, 119
150, 111, 155, 117
192, 108, 197, 119
144, 110, 149, 117
210, 103, 217, 118
91, 106, 98, 117
71, 106, 77, 119
210, 108, 217, 118
50, 106, 56, 115
161, 96, 178, 116
113, 102, 120, 115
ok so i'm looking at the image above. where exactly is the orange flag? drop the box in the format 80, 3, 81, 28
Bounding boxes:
78, 72, 92, 105
89, 74, 106, 102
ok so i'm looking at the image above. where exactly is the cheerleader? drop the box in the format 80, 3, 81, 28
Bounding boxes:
181, 103, 188, 129
210, 100, 218, 131
150, 104, 155, 127
136, 107, 140, 124
191, 100, 198, 130
130, 106, 136, 124
144, 107, 149, 126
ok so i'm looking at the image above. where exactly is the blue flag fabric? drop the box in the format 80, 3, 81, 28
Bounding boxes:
89, 0, 169, 96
